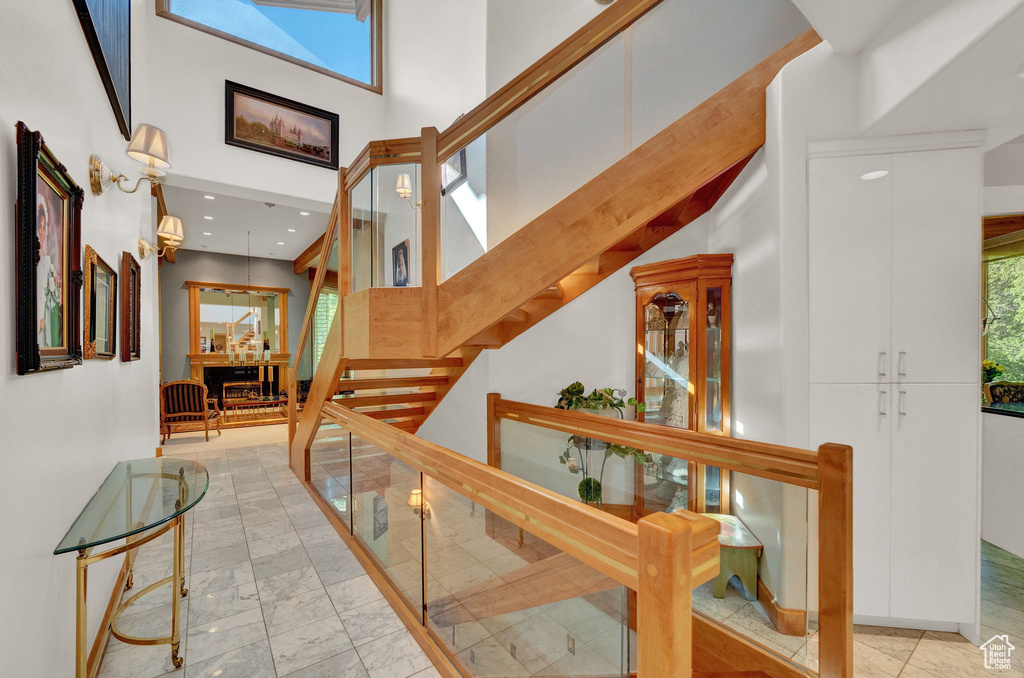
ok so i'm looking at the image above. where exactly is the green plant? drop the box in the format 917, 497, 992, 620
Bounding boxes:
555, 382, 646, 413
555, 382, 646, 505
983, 359, 1007, 383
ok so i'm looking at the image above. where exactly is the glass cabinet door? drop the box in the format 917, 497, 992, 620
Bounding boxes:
704, 286, 724, 432
642, 292, 693, 428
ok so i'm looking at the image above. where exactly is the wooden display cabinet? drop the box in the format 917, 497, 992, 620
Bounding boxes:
630, 254, 732, 517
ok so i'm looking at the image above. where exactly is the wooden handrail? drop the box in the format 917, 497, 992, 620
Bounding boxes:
320, 401, 722, 591
492, 396, 821, 488
343, 137, 422, 193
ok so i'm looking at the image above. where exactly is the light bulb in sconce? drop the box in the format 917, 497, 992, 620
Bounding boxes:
396, 173, 413, 199
139, 214, 185, 260
408, 489, 430, 517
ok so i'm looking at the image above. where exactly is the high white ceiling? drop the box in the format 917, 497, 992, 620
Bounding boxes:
162, 185, 329, 262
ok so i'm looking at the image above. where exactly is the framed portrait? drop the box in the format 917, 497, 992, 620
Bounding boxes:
441, 148, 467, 196
15, 122, 84, 375
392, 239, 410, 287
120, 252, 141, 362
225, 81, 339, 169
84, 246, 117, 360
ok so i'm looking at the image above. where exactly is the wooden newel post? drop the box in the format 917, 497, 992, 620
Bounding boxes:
486, 393, 501, 468
818, 443, 854, 678
638, 512, 693, 678
421, 126, 441, 358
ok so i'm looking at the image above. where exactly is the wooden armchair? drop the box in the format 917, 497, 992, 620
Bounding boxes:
160, 380, 222, 443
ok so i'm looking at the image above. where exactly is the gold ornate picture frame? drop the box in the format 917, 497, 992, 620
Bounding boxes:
84, 245, 117, 360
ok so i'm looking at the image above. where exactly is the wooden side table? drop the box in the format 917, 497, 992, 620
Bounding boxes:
54, 458, 209, 678
702, 513, 763, 601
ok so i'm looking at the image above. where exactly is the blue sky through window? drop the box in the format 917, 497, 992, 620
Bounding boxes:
171, 0, 372, 84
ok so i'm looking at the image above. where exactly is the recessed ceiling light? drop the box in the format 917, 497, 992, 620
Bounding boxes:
203, 195, 216, 200
287, 228, 296, 232
203, 215, 214, 220
860, 170, 889, 181
277, 242, 285, 245
203, 232, 212, 236
299, 211, 310, 216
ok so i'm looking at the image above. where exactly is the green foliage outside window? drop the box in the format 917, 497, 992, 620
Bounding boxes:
312, 289, 338, 373
986, 256, 1024, 382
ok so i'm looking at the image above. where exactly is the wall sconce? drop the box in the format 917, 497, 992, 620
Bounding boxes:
408, 488, 430, 518
139, 215, 185, 260
90, 124, 171, 196
395, 173, 420, 210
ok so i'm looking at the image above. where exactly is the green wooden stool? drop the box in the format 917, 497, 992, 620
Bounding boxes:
702, 513, 763, 601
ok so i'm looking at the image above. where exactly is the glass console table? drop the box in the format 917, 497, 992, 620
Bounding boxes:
54, 457, 208, 678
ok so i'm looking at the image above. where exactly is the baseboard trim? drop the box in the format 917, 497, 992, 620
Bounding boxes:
757, 577, 807, 637
301, 480, 465, 678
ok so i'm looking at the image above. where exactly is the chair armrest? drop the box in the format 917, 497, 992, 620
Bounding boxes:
207, 398, 222, 414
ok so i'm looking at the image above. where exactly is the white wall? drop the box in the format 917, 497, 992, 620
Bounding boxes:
142, 4, 387, 203
384, 0, 487, 137
983, 413, 1024, 558
0, 1, 161, 674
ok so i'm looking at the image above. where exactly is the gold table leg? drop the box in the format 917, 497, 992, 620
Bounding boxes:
170, 514, 183, 667
76, 551, 88, 678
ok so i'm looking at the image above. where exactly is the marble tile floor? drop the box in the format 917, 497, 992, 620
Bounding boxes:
114, 426, 1024, 677
97, 424, 440, 678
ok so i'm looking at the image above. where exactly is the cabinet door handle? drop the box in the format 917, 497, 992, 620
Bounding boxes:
879, 390, 888, 416
878, 352, 888, 377
898, 390, 907, 416
898, 351, 907, 377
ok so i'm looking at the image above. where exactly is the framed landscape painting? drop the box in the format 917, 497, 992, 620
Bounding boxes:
84, 246, 117, 360
15, 122, 84, 375
225, 81, 339, 169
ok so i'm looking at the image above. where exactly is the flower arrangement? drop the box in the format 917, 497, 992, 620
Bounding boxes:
555, 382, 646, 505
983, 360, 1006, 384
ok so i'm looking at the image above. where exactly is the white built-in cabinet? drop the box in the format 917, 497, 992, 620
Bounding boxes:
808, 147, 980, 627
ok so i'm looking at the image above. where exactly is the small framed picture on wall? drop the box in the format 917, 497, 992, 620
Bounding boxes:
121, 252, 141, 361
84, 246, 117, 360
392, 239, 410, 287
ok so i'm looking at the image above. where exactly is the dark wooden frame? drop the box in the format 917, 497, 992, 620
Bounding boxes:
392, 239, 410, 287
15, 122, 84, 375
156, 0, 382, 94
72, 0, 132, 140
225, 81, 340, 170
84, 246, 118, 361
120, 252, 141, 362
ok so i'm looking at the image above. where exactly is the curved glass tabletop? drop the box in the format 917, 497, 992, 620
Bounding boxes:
55, 457, 209, 555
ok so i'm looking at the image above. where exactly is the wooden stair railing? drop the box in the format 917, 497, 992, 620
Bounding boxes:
486, 395, 855, 678
315, 402, 722, 677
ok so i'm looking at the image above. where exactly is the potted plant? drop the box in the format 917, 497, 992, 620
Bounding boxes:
554, 382, 646, 506
983, 360, 1006, 384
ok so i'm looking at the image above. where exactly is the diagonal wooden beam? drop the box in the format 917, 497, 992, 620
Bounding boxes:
294, 233, 326, 274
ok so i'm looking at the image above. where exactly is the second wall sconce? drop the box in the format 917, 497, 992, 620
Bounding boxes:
139, 215, 185, 260
90, 123, 171, 196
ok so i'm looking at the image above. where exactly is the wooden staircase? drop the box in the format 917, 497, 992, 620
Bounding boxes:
328, 356, 475, 434
292, 29, 822, 463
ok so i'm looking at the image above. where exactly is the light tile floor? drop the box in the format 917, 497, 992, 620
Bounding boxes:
97, 425, 438, 678
101, 425, 1024, 677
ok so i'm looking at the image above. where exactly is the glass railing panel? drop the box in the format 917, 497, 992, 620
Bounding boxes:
372, 162, 421, 287
692, 469, 810, 672
350, 432, 424, 617
441, 133, 486, 280
498, 418, 640, 511
439, 0, 810, 281
422, 475, 628, 677
293, 232, 338, 385
309, 418, 352, 531
351, 170, 373, 292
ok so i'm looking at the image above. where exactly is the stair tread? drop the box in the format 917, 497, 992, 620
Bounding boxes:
333, 392, 437, 408
337, 375, 449, 391
345, 358, 462, 370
